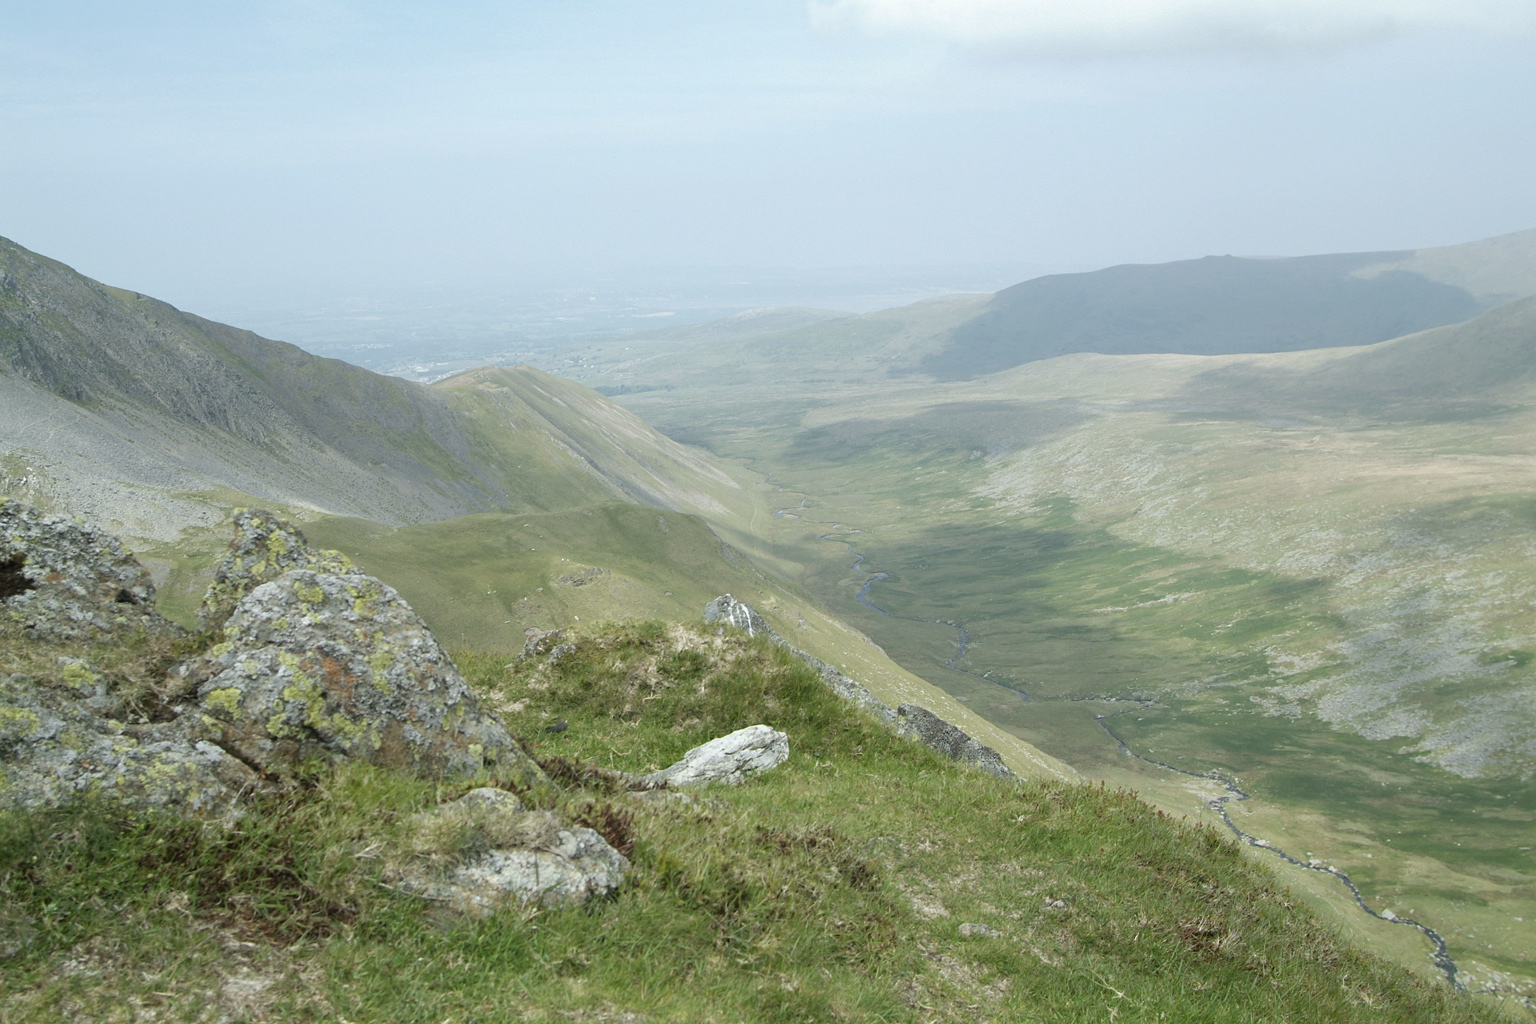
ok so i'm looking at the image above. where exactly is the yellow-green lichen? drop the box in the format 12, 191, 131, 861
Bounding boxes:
347, 579, 381, 617
295, 580, 326, 606
316, 549, 355, 574
60, 661, 101, 690
368, 648, 397, 685
204, 687, 244, 717
0, 705, 43, 742
271, 655, 324, 738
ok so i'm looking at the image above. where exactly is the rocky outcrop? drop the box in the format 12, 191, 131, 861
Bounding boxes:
522, 627, 573, 664
896, 703, 1014, 779
390, 787, 629, 908
1, 504, 544, 814
705, 594, 895, 724
0, 670, 257, 814
197, 509, 355, 632
0, 499, 178, 641
629, 724, 790, 789
703, 594, 774, 638
705, 595, 1016, 779
194, 569, 542, 784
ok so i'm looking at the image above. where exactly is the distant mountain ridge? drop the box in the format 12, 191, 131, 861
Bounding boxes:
923, 250, 1486, 379
564, 227, 1536, 392
0, 235, 753, 541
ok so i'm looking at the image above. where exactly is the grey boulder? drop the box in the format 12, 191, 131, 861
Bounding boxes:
703, 594, 775, 639
194, 569, 543, 784
0, 671, 257, 814
633, 724, 790, 789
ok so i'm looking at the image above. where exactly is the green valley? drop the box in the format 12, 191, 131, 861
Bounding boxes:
567, 245, 1536, 1009
6, 229, 1536, 1017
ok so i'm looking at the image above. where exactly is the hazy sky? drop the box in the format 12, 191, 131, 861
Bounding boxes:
3, 1, 1534, 310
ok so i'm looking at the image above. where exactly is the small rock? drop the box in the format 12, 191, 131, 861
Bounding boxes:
449, 829, 629, 907
393, 787, 628, 908
453, 786, 523, 812
545, 719, 568, 734
554, 566, 608, 588
958, 922, 1002, 939
702, 594, 775, 639
632, 724, 790, 789
522, 627, 566, 658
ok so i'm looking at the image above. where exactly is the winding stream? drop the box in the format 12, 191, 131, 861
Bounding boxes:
1094, 709, 1459, 986
768, 477, 1462, 988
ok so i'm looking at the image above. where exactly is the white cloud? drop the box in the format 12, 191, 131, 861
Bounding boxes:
809, 0, 1536, 56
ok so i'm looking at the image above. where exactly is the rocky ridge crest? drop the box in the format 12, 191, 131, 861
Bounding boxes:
703, 594, 1014, 779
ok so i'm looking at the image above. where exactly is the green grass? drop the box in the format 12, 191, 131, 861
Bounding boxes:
302, 504, 758, 655
0, 622, 1502, 1023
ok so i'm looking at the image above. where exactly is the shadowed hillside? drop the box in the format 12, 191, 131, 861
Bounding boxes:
1182, 294, 1536, 421
922, 251, 1485, 379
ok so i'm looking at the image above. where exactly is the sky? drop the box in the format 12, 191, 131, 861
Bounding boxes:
3, 0, 1535, 315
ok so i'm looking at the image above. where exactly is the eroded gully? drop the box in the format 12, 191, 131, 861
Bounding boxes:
768, 478, 1460, 988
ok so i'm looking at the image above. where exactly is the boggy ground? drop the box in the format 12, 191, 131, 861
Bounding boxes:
0, 620, 1503, 1023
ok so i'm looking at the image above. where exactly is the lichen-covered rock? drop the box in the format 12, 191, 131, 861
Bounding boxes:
197, 509, 356, 632
631, 724, 790, 789
896, 703, 1014, 779
704, 595, 895, 724
0, 672, 257, 814
0, 500, 178, 641
392, 787, 629, 908
195, 570, 542, 783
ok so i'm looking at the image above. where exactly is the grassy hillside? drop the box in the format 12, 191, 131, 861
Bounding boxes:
0, 617, 1503, 1023
1359, 227, 1536, 307
586, 301, 1536, 1009
300, 504, 1073, 782
1184, 294, 1536, 420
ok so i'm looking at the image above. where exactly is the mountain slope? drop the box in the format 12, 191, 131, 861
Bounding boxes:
1182, 293, 1536, 420
0, 236, 1068, 783
0, 236, 759, 540
920, 251, 1483, 379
